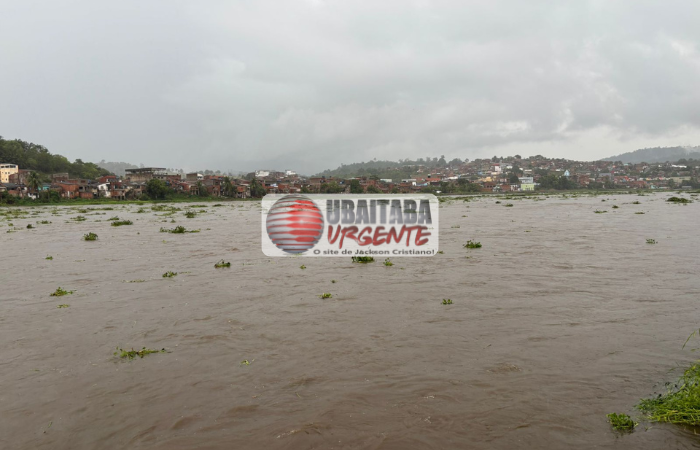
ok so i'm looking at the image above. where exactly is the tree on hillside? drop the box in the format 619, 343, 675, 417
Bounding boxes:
320, 181, 344, 194
349, 179, 364, 194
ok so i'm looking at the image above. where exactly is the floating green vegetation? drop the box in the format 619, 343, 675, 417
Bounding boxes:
160, 226, 200, 234
319, 293, 332, 299
45, 255, 53, 260
331, 279, 336, 283
184, 211, 197, 218
612, 205, 619, 209
83, 232, 98, 241
451, 225, 461, 228
136, 208, 147, 213
594, 210, 607, 214
151, 205, 181, 212
352, 256, 375, 263
126, 279, 146, 283
56, 304, 70, 308
162, 271, 177, 278
72, 215, 87, 221
38, 220, 51, 224
504, 203, 514, 207
437, 250, 444, 254
50, 287, 74, 297
213, 204, 223, 207
240, 359, 251, 366
464, 240, 482, 249
442, 299, 453, 305
606, 413, 637, 431
495, 201, 501, 204
667, 197, 692, 204
111, 220, 133, 226
646, 239, 657, 244
114, 347, 166, 360
635, 212, 645, 214
26, 223, 34, 229
108, 216, 120, 221
214, 260, 231, 268
384, 258, 394, 266
300, 264, 306, 269
632, 201, 641, 204
191, 204, 207, 208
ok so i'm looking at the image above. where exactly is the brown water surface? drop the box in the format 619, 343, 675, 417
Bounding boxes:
1, 193, 700, 449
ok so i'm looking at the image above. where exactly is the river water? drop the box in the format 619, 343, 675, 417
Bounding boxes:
1, 192, 699, 449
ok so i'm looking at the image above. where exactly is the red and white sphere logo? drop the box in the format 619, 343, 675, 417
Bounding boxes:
266, 195, 324, 254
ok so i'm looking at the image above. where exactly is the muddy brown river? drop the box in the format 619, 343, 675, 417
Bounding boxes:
2, 193, 700, 449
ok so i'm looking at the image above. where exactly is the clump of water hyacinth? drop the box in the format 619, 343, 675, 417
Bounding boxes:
464, 240, 481, 249
160, 226, 199, 234
606, 413, 636, 431
667, 197, 691, 204
51, 287, 74, 297
352, 256, 375, 263
114, 347, 166, 360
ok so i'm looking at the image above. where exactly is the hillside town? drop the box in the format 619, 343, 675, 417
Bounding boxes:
1, 155, 699, 200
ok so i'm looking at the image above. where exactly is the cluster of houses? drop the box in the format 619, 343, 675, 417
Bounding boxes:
1, 156, 698, 200
0, 167, 253, 200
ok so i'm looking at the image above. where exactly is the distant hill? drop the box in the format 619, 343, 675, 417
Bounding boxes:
96, 160, 140, 177
314, 156, 462, 179
0, 135, 111, 180
602, 146, 700, 163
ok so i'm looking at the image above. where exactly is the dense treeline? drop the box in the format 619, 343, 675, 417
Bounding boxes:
315, 155, 462, 179
0, 136, 111, 181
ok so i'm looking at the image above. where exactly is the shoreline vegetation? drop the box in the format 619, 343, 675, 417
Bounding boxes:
608, 331, 700, 432
2, 189, 697, 207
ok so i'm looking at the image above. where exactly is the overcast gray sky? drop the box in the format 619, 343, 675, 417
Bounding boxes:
2, 0, 700, 174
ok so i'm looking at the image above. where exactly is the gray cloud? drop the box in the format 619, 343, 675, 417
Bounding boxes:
2, 0, 700, 173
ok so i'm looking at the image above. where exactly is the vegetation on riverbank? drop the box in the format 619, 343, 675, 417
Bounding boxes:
608, 330, 700, 432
